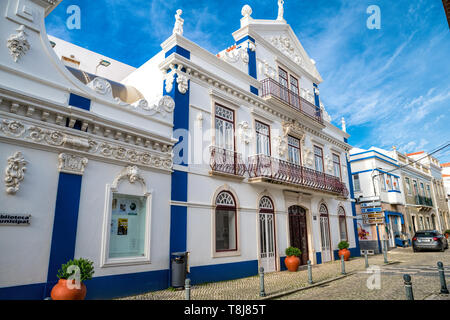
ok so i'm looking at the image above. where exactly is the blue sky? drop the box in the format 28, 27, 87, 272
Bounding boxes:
46, 0, 450, 162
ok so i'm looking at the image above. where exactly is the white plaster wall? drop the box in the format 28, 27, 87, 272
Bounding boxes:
75, 159, 171, 276
0, 143, 59, 287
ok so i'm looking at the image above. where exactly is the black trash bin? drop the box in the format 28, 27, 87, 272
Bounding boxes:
171, 252, 188, 288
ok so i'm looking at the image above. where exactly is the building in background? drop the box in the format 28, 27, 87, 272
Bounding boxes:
405, 151, 450, 232
443, 0, 450, 29
0, 0, 359, 299
441, 162, 450, 218
349, 147, 406, 253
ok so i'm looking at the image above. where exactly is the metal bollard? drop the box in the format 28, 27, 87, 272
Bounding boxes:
365, 251, 369, 269
383, 242, 388, 264
403, 274, 414, 300
307, 260, 313, 284
437, 262, 449, 294
341, 254, 346, 275
259, 267, 266, 297
185, 278, 191, 300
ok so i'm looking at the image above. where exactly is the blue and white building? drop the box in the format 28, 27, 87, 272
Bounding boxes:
0, 0, 359, 299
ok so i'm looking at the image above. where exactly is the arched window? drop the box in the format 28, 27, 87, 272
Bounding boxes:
338, 206, 348, 242
259, 196, 274, 211
319, 203, 328, 216
215, 191, 237, 252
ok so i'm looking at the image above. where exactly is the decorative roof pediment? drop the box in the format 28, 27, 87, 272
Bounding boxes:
233, 22, 323, 83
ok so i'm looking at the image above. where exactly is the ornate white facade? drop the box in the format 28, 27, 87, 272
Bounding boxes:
0, 0, 358, 300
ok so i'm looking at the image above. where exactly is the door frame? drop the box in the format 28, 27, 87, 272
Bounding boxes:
318, 203, 332, 263
257, 196, 277, 273
288, 205, 310, 266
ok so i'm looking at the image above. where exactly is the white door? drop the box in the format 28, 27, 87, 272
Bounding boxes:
259, 212, 276, 272
320, 215, 332, 263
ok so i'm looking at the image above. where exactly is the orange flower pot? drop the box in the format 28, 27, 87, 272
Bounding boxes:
445, 234, 449, 239
284, 256, 301, 272
338, 248, 351, 261
51, 279, 87, 300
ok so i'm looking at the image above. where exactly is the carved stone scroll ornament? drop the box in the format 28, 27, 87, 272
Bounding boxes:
139, 96, 175, 117
238, 121, 252, 144
58, 153, 88, 175
112, 165, 146, 190
7, 25, 30, 63
5, 152, 27, 195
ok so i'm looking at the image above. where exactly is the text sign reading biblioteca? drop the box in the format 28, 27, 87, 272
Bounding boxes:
0, 214, 31, 226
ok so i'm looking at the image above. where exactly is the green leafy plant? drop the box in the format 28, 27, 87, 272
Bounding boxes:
338, 241, 350, 250
285, 246, 302, 257
445, 230, 450, 235
57, 258, 94, 282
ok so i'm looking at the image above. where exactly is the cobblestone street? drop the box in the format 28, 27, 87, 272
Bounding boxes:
118, 247, 450, 300
278, 247, 450, 300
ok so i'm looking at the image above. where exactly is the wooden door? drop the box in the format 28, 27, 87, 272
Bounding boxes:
288, 206, 309, 265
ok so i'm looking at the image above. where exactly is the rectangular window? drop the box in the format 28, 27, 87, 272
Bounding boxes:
426, 184, 431, 198
289, 75, 299, 95
278, 67, 288, 88
339, 216, 348, 241
109, 194, 147, 259
215, 104, 234, 151
332, 154, 341, 180
353, 174, 361, 192
420, 182, 425, 196
216, 208, 237, 251
405, 177, 411, 194
413, 180, 418, 195
255, 121, 271, 156
314, 145, 324, 172
287, 135, 301, 165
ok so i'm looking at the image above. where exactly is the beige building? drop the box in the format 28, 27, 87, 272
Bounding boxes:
395, 151, 450, 234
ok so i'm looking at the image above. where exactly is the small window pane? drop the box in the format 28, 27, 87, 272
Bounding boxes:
216, 209, 236, 251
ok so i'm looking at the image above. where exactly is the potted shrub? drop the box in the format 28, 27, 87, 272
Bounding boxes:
284, 247, 302, 272
51, 258, 94, 300
338, 241, 351, 261
445, 230, 450, 239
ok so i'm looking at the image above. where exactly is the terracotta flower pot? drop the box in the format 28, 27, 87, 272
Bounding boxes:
338, 248, 351, 261
445, 234, 449, 239
51, 279, 87, 300
284, 255, 301, 272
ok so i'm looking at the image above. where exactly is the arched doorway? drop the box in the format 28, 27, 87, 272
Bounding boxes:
319, 203, 332, 263
288, 205, 309, 265
259, 196, 276, 272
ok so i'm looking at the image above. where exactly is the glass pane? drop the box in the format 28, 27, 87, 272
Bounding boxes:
109, 194, 147, 258
216, 209, 236, 251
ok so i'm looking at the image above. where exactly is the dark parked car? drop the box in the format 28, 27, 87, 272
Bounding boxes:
412, 230, 448, 252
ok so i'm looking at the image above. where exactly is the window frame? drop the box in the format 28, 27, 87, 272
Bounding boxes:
255, 120, 272, 156
212, 190, 241, 258
287, 135, 301, 165
313, 145, 324, 173
214, 103, 236, 152
353, 174, 361, 192
338, 206, 348, 242
332, 153, 342, 181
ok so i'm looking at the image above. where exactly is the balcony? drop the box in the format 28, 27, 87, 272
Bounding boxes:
260, 78, 323, 125
210, 146, 246, 178
247, 154, 349, 197
415, 195, 433, 207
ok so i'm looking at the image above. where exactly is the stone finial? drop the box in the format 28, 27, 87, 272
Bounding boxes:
241, 5, 252, 18
173, 9, 184, 36
277, 0, 285, 21
341, 117, 347, 132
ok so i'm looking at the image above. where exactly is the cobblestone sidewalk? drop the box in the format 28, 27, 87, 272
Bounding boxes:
119, 253, 391, 300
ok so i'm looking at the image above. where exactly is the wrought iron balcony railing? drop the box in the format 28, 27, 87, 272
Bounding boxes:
415, 195, 433, 207
260, 78, 323, 124
210, 146, 246, 177
247, 154, 349, 197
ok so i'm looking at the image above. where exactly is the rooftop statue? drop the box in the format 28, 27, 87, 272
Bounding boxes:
173, 9, 184, 36
277, 0, 285, 21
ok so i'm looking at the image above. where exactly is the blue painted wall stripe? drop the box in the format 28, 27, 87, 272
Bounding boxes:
236, 35, 255, 45
346, 156, 361, 257
45, 172, 83, 297
165, 45, 191, 59
189, 260, 258, 285
350, 150, 398, 162
68, 93, 91, 111
250, 86, 259, 95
